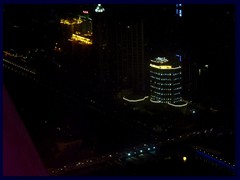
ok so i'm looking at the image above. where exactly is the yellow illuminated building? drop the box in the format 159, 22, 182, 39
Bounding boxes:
60, 18, 83, 25
150, 56, 183, 104
69, 34, 93, 45
60, 15, 93, 45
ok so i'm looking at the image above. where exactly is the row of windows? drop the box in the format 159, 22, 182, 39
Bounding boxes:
150, 78, 171, 84
155, 78, 171, 81
173, 97, 182, 100
151, 81, 173, 86
152, 96, 172, 101
150, 76, 171, 81
172, 72, 182, 76
150, 76, 181, 81
173, 82, 181, 86
173, 87, 182, 90
150, 86, 172, 91
153, 92, 172, 96
150, 76, 182, 81
151, 98, 171, 103
150, 72, 172, 76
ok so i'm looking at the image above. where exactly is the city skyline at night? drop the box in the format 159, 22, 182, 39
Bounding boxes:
3, 4, 236, 176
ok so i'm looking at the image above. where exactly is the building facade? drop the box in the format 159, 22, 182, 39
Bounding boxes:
150, 57, 182, 104
92, 5, 147, 97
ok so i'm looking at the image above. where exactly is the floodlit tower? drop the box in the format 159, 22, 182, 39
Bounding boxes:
150, 57, 183, 105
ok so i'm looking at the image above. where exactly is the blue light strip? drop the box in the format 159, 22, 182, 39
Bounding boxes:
195, 150, 235, 173
176, 54, 182, 62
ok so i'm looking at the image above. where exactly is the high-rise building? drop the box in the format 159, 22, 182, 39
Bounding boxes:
150, 56, 183, 105
93, 5, 146, 97
114, 18, 145, 94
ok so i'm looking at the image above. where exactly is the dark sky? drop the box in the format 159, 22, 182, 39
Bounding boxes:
4, 4, 235, 67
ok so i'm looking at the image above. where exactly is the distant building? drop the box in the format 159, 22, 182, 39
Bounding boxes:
60, 12, 93, 45
93, 5, 146, 96
150, 56, 183, 105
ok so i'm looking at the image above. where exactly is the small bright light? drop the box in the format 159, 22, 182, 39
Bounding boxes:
140, 150, 143, 153
153, 146, 156, 149
179, 10, 182, 17
148, 148, 150, 151
95, 4, 105, 13
183, 156, 187, 162
199, 69, 201, 75
128, 153, 131, 156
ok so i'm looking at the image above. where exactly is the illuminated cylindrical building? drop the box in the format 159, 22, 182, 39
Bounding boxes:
150, 57, 182, 104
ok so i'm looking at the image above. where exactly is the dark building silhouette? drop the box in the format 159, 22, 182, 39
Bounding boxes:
93, 5, 146, 99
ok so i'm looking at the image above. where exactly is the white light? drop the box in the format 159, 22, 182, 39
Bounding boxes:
151, 57, 168, 64
123, 96, 149, 103
167, 102, 188, 107
128, 153, 131, 156
140, 150, 143, 153
95, 4, 105, 13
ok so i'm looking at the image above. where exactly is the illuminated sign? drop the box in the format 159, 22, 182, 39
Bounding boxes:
83, 10, 88, 14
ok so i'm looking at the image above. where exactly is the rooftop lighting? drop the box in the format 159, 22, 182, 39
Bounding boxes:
150, 64, 181, 70
151, 57, 168, 64
95, 4, 105, 13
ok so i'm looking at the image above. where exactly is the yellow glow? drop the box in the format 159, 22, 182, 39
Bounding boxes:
160, 65, 172, 69
150, 64, 181, 70
3, 59, 36, 74
4, 51, 24, 58
70, 34, 93, 45
60, 18, 83, 25
183, 156, 187, 162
